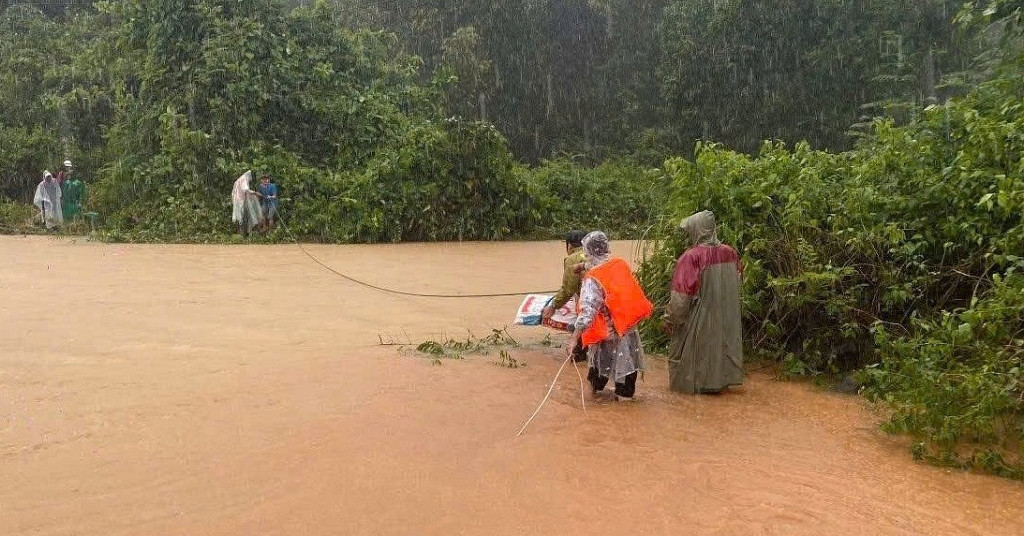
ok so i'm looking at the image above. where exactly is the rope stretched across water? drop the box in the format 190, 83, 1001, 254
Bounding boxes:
276, 213, 557, 299
277, 210, 590, 432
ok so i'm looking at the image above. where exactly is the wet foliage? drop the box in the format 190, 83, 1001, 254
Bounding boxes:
0, 0, 657, 240
411, 328, 521, 366
522, 158, 671, 239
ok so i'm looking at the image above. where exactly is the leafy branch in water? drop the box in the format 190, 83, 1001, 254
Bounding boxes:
407, 328, 522, 366
493, 350, 525, 369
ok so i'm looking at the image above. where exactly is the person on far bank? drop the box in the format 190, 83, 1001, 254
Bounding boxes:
231, 170, 262, 237
256, 174, 278, 232
543, 230, 588, 362
55, 160, 73, 186
33, 171, 63, 229
61, 169, 85, 222
663, 210, 744, 394
566, 231, 651, 400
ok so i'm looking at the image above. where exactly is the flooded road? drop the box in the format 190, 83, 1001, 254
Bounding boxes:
1, 236, 1021, 535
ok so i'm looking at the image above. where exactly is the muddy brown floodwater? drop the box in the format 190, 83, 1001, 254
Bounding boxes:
1, 236, 1022, 535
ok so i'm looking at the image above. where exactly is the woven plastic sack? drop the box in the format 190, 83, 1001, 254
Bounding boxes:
513, 294, 577, 332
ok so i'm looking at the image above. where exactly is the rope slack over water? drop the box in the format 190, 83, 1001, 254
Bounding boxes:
517, 353, 588, 436
274, 211, 588, 433
276, 213, 557, 299
572, 356, 587, 415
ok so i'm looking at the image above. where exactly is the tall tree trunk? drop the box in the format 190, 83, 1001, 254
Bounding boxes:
922, 47, 937, 105
546, 71, 554, 120
534, 125, 541, 158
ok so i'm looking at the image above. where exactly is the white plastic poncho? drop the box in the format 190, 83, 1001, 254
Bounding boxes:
231, 170, 262, 231
574, 231, 647, 383
33, 172, 63, 228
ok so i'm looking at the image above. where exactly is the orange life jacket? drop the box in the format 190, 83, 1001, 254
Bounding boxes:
579, 258, 653, 347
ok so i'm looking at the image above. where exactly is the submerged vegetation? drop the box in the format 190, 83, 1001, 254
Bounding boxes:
407, 328, 522, 366
2, 0, 1023, 476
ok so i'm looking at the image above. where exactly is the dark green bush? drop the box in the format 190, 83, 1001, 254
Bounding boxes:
0, 197, 39, 232
524, 158, 671, 239
865, 273, 1024, 478
344, 119, 535, 242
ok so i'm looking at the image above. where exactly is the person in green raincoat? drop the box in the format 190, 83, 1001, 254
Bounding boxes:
61, 170, 85, 222
663, 210, 744, 394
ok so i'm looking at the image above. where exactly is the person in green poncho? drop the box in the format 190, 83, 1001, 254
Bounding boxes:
61, 169, 85, 222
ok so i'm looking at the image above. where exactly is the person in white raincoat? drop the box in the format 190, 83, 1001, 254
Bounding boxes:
232, 170, 262, 236
34, 171, 63, 229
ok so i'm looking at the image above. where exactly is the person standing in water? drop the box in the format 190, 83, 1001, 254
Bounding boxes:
543, 230, 588, 361
663, 210, 744, 394
566, 231, 651, 400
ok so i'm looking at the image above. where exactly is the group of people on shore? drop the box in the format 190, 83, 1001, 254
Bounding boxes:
31, 165, 277, 235
544, 211, 744, 400
33, 160, 86, 229
231, 170, 279, 236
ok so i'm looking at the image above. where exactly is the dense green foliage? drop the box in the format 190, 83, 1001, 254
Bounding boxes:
1, 0, 659, 240
5, 0, 983, 177
322, 0, 984, 160
0, 0, 1003, 170
0, 197, 37, 232
1, 0, 1002, 238
0, 4, 99, 200
523, 159, 670, 238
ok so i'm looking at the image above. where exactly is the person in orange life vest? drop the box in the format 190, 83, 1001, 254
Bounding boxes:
565, 231, 652, 400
